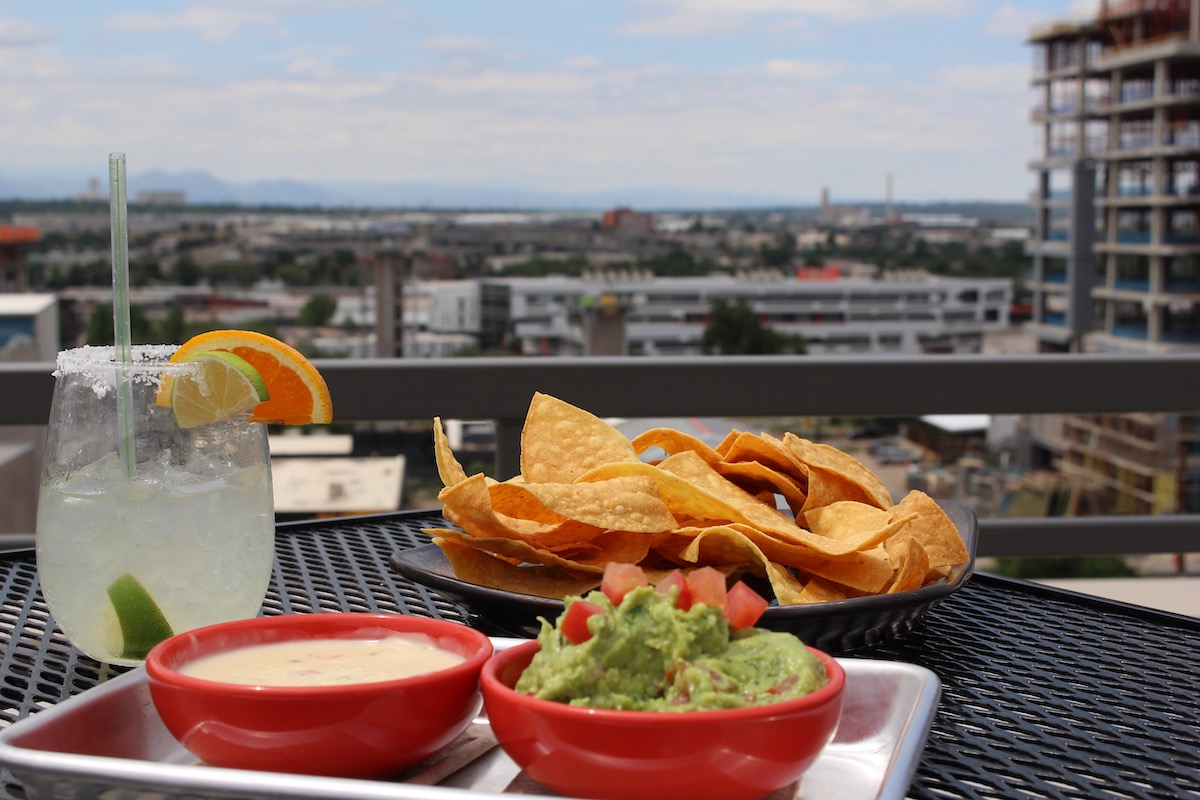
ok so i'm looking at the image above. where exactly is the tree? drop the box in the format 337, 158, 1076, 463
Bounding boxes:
207, 260, 261, 288
85, 305, 111, 345
173, 255, 201, 286
276, 260, 317, 286
159, 305, 186, 344
758, 235, 796, 269
297, 293, 337, 327
643, 250, 707, 276
129, 257, 163, 287
701, 299, 806, 355
85, 304, 155, 345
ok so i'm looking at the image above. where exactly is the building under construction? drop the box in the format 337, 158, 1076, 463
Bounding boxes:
1027, 0, 1200, 514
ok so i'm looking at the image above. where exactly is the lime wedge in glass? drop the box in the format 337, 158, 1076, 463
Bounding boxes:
107, 573, 175, 660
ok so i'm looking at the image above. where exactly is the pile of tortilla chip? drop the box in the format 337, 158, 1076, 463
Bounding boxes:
423, 392, 969, 605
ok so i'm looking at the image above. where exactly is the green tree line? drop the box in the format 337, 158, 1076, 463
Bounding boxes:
81, 294, 336, 351
36, 248, 362, 291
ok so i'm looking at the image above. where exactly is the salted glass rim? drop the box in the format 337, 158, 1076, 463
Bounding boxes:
54, 344, 181, 373
52, 345, 200, 395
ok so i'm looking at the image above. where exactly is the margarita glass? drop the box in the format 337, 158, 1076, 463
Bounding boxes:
35, 344, 275, 665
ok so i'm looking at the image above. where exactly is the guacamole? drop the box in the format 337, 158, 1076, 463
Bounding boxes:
515, 585, 828, 711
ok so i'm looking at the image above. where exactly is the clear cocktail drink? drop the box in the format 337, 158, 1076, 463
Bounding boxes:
35, 345, 275, 665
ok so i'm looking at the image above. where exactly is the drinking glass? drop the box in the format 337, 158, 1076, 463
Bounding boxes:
35, 345, 276, 665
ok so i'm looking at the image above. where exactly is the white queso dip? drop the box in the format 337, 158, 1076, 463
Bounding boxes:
179, 634, 467, 687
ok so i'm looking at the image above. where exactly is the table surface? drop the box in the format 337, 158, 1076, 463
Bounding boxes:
1, 510, 1198, 800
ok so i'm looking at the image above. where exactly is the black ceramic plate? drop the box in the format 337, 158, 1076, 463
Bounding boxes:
391, 501, 977, 653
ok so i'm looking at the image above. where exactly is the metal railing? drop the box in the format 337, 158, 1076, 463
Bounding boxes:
4, 352, 1200, 559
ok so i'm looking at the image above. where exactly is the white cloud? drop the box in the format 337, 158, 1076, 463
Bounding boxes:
413, 66, 602, 97
622, 0, 973, 35
986, 5, 1055, 37
1067, 1, 1102, 20
763, 59, 847, 81
252, 0, 388, 12
563, 56, 605, 70
420, 35, 492, 56
622, 9, 737, 36
0, 17, 55, 47
936, 62, 1030, 93
286, 58, 338, 78
105, 7, 277, 42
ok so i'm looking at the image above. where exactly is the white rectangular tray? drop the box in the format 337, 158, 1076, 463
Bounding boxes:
0, 640, 940, 800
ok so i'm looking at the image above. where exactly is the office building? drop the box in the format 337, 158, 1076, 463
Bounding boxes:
361, 271, 1011, 360
494, 272, 1011, 357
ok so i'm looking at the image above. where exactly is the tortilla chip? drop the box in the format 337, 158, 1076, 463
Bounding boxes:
654, 526, 807, 605
889, 490, 969, 568
712, 459, 807, 516
432, 535, 600, 599
794, 576, 850, 604
805, 502, 917, 554
673, 526, 769, 571
440, 476, 612, 551
885, 534, 930, 594
548, 530, 656, 569
578, 460, 754, 526
426, 526, 610, 575
806, 501, 890, 539
631, 428, 724, 465
520, 476, 678, 533
783, 433, 893, 509
487, 481, 569, 525
713, 428, 743, 457
440, 475, 548, 543
654, 451, 811, 542
433, 417, 469, 488
791, 546, 895, 594
763, 563, 808, 605
496, 515, 613, 549
722, 432, 808, 482
520, 392, 639, 483
652, 522, 894, 598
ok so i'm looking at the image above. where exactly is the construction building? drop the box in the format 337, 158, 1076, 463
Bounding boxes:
1027, 0, 1200, 513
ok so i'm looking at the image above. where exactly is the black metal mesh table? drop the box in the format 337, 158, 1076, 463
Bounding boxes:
1, 510, 1198, 800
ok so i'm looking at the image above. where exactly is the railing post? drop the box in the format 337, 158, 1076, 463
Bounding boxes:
494, 418, 523, 481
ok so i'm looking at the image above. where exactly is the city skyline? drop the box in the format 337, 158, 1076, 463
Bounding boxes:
1, 1, 1098, 207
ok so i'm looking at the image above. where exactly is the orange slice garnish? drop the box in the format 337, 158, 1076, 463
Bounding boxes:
163, 330, 332, 425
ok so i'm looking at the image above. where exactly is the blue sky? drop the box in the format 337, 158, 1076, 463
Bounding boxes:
1, 1, 1098, 205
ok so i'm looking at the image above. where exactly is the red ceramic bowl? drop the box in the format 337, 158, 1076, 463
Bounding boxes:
481, 639, 845, 800
145, 613, 492, 778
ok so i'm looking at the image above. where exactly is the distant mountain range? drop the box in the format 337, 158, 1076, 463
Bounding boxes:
0, 168, 1034, 222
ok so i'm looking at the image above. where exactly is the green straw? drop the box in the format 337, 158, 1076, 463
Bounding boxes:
109, 153, 135, 476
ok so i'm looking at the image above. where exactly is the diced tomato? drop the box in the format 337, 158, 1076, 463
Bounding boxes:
560, 599, 604, 644
600, 562, 648, 605
768, 674, 799, 695
723, 581, 770, 630
685, 566, 728, 610
654, 569, 693, 610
